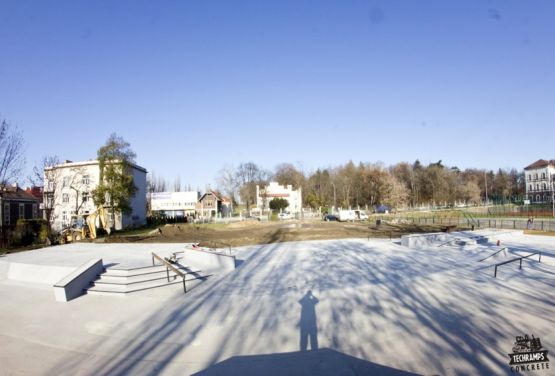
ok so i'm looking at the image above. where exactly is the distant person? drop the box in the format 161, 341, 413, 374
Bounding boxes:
299, 290, 319, 351
527, 218, 533, 230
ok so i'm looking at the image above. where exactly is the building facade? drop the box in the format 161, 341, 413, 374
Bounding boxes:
44, 160, 147, 232
256, 182, 302, 214
0, 184, 41, 227
150, 191, 199, 218
197, 190, 229, 218
524, 159, 555, 204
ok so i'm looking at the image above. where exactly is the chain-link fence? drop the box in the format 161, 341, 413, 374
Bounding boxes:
392, 216, 555, 232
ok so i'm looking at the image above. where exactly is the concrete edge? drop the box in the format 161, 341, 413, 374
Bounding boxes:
53, 258, 104, 302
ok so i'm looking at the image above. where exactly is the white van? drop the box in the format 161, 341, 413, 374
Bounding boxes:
338, 210, 356, 222
355, 210, 368, 221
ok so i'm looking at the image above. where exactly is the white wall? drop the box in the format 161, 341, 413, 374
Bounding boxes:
123, 166, 147, 228
45, 160, 147, 232
151, 191, 198, 212
256, 182, 302, 213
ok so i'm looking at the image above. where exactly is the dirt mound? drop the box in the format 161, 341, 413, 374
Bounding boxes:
105, 220, 453, 248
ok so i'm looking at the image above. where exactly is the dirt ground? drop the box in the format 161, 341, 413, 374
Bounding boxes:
105, 220, 458, 248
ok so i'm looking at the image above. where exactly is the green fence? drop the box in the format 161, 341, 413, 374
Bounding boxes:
395, 216, 555, 232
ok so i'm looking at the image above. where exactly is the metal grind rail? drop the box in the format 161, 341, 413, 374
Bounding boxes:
494, 252, 542, 278
478, 247, 508, 262
151, 252, 188, 293
189, 241, 233, 255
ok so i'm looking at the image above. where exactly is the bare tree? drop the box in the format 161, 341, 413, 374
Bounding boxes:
0, 119, 25, 185
68, 166, 90, 216
147, 171, 167, 193
235, 162, 270, 210
216, 164, 238, 203
30, 155, 61, 231
173, 175, 182, 192
273, 163, 305, 189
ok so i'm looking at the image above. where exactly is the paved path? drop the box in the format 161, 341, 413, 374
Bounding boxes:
0, 233, 554, 375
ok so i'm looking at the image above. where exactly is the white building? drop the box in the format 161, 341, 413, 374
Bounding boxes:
524, 159, 555, 204
256, 182, 302, 214
150, 191, 199, 218
44, 160, 147, 232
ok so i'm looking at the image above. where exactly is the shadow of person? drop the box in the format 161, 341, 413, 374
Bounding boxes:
298, 290, 319, 351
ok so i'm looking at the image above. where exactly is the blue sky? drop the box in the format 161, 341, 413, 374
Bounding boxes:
1, 1, 554, 189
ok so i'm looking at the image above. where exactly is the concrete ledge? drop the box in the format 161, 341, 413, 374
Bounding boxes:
53, 259, 104, 302
183, 248, 235, 274
401, 230, 522, 248
401, 232, 453, 248
8, 263, 75, 285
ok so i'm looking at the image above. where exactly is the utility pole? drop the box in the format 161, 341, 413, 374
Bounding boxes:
551, 172, 555, 218
484, 171, 488, 206
331, 182, 336, 213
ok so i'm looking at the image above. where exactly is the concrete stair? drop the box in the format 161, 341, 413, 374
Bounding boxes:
86, 261, 211, 296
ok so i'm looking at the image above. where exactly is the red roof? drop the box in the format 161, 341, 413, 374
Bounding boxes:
524, 159, 555, 170
1, 185, 41, 202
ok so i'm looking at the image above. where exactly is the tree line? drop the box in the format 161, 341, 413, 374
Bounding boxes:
216, 160, 525, 210
2, 112, 525, 219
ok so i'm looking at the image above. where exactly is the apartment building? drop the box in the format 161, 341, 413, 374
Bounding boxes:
44, 160, 147, 232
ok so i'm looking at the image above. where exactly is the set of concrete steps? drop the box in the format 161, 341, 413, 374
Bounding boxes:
87, 262, 210, 296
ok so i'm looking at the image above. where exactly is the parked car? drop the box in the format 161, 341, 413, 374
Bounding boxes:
278, 212, 293, 220
323, 214, 339, 221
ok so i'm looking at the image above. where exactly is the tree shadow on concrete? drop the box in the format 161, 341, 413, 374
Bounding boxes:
43, 235, 555, 376
192, 348, 421, 376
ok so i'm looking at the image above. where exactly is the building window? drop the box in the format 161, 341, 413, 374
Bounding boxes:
19, 203, 25, 219
542, 172, 546, 179
63, 176, 69, 187
82, 192, 89, 203
529, 184, 533, 191
82, 175, 90, 185
543, 183, 547, 190
536, 184, 539, 191
33, 204, 38, 218
62, 211, 68, 225
47, 180, 54, 191
536, 195, 540, 202
528, 174, 531, 181
4, 203, 10, 225
63, 193, 69, 203
535, 173, 538, 180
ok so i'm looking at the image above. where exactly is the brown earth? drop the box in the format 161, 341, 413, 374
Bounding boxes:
105, 220, 458, 248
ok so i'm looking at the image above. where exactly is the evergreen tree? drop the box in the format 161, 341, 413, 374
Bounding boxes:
92, 134, 138, 232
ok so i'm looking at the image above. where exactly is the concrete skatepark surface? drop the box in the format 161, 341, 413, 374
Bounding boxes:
0, 230, 554, 375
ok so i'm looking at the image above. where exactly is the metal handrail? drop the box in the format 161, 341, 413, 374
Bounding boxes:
190, 241, 233, 255
151, 252, 187, 293
494, 252, 542, 278
478, 247, 508, 262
